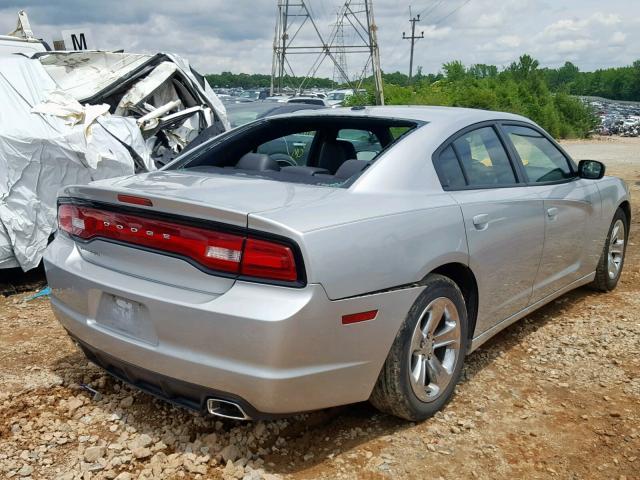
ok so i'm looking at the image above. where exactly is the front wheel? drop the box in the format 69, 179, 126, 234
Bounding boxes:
369, 274, 468, 421
592, 208, 628, 292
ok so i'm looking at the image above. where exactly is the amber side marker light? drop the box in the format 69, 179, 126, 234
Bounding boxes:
117, 194, 153, 207
342, 310, 378, 325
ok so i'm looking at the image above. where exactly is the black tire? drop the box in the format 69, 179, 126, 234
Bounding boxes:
591, 208, 629, 292
370, 274, 469, 421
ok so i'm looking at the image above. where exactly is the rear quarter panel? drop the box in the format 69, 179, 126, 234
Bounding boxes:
250, 193, 467, 300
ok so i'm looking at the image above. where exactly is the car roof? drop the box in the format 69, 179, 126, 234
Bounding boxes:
226, 102, 324, 115
278, 105, 534, 128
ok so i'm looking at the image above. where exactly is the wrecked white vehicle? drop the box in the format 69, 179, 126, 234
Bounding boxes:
0, 10, 49, 56
35, 51, 229, 165
0, 52, 228, 271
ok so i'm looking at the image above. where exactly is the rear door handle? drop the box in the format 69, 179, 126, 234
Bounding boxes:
472, 214, 489, 230
547, 207, 559, 220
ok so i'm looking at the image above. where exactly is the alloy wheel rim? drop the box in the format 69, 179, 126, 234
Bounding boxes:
408, 297, 461, 402
607, 219, 625, 280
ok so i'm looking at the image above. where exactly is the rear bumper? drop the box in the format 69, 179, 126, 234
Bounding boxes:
70, 335, 270, 419
44, 235, 422, 415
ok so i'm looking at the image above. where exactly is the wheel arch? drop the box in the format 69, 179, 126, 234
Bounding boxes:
425, 262, 479, 341
619, 200, 631, 229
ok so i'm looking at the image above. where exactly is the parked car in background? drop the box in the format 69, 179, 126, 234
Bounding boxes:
326, 89, 354, 106
45, 106, 630, 422
225, 102, 325, 128
262, 96, 289, 103
286, 96, 330, 107
238, 89, 270, 101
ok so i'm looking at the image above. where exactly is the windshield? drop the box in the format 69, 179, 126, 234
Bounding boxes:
239, 91, 259, 99
327, 92, 346, 101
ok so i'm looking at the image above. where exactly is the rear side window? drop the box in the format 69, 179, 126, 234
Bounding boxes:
451, 127, 516, 187
504, 125, 573, 183
435, 146, 466, 189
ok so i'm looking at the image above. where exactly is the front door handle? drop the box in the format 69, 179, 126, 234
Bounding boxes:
472, 214, 489, 230
547, 207, 559, 220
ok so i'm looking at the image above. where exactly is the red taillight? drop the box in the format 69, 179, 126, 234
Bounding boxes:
57, 203, 300, 283
241, 238, 297, 282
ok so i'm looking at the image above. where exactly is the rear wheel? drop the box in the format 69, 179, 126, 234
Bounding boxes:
370, 274, 468, 421
592, 208, 628, 292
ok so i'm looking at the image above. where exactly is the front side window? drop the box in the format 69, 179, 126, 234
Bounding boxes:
451, 127, 517, 187
504, 125, 573, 183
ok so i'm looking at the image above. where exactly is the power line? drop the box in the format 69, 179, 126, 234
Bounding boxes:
431, 0, 472, 26
416, 0, 445, 20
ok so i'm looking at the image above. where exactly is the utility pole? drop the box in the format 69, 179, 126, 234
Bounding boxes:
364, 0, 384, 105
402, 13, 424, 83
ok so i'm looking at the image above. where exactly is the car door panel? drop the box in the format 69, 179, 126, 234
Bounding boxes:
529, 180, 601, 302
499, 123, 603, 302
450, 189, 545, 334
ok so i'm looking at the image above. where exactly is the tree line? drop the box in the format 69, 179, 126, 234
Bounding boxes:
378, 59, 640, 104
205, 58, 640, 103
543, 61, 640, 102
205, 56, 640, 138
349, 55, 599, 138
204, 72, 335, 89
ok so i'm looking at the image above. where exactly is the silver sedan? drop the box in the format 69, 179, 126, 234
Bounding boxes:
44, 106, 631, 421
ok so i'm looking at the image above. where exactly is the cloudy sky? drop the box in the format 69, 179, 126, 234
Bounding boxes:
1, 0, 639, 78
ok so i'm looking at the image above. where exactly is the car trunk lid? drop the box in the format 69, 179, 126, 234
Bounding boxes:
60, 171, 338, 292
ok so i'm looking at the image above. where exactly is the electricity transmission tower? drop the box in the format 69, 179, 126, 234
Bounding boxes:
332, 12, 349, 85
270, 0, 384, 105
402, 13, 424, 83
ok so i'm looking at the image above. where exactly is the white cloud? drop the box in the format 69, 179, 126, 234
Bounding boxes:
542, 12, 621, 39
554, 38, 597, 54
610, 31, 626, 45
476, 12, 505, 28
496, 35, 522, 48
422, 25, 451, 39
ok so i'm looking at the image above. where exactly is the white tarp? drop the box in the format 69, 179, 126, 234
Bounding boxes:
0, 55, 151, 271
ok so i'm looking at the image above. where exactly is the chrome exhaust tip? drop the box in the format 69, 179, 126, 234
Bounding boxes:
206, 398, 250, 421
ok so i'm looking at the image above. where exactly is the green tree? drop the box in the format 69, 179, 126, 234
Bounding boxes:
442, 61, 467, 82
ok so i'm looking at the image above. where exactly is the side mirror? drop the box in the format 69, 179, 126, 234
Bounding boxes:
578, 160, 605, 180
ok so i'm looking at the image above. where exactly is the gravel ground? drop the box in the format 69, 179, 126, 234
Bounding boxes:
1, 136, 638, 480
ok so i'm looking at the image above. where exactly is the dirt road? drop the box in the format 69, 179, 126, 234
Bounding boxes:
1, 137, 638, 480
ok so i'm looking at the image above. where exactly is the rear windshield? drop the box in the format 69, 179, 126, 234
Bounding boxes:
168, 116, 421, 187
